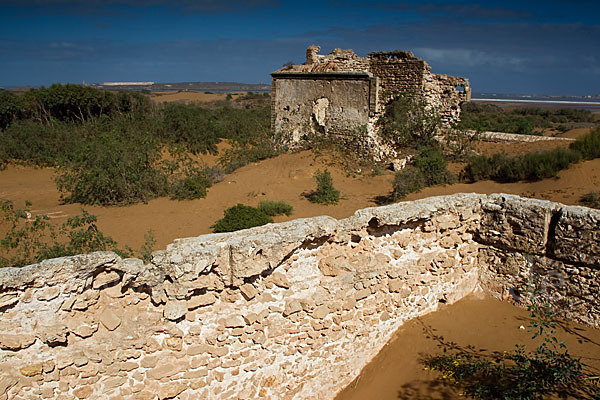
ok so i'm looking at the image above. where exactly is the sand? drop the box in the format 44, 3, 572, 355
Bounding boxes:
336, 293, 600, 400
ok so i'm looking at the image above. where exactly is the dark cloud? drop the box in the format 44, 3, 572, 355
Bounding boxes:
0, 0, 281, 15
337, 2, 530, 20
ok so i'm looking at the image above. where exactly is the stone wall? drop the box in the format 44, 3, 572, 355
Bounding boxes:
0, 194, 598, 400
271, 46, 471, 160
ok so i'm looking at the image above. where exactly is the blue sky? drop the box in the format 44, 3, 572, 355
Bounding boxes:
1, 0, 599, 95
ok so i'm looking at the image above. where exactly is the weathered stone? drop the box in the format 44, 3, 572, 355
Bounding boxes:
70, 322, 98, 338
38, 325, 69, 346
312, 304, 330, 319
72, 290, 100, 311
163, 300, 186, 321
73, 386, 94, 399
187, 293, 217, 310
36, 286, 60, 301
270, 272, 290, 289
271, 46, 470, 161
93, 271, 121, 289
158, 382, 187, 400
164, 336, 182, 351
239, 284, 258, 300
283, 300, 302, 316
0, 376, 17, 395
0, 292, 19, 309
19, 363, 43, 377
146, 363, 179, 380
98, 308, 121, 331
224, 315, 245, 328
0, 333, 35, 350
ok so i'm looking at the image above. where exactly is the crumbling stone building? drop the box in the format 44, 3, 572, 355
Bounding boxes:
271, 45, 471, 159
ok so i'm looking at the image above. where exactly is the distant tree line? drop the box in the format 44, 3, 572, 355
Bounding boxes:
0, 85, 274, 205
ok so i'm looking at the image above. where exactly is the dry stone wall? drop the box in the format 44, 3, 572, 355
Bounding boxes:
0, 194, 598, 400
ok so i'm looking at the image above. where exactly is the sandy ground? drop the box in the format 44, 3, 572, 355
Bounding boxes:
1, 128, 599, 251
336, 293, 600, 400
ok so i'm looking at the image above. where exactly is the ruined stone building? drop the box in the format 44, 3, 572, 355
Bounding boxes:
271, 46, 471, 159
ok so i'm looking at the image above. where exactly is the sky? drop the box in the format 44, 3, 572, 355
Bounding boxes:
1, 0, 599, 95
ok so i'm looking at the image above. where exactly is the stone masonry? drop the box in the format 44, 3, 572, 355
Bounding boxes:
271, 46, 471, 159
0, 193, 598, 400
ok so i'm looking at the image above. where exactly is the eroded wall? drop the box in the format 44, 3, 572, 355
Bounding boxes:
0, 194, 598, 400
271, 46, 471, 159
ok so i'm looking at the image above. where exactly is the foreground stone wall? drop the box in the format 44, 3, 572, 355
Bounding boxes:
0, 194, 598, 400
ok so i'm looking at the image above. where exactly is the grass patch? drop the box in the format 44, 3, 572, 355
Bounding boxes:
308, 169, 340, 205
257, 200, 293, 217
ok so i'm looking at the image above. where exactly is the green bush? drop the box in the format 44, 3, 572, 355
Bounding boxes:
309, 169, 340, 205
0, 200, 126, 268
55, 128, 169, 205
169, 170, 213, 200
391, 167, 426, 201
257, 200, 293, 217
159, 103, 220, 155
211, 204, 273, 233
569, 127, 600, 160
580, 191, 600, 209
423, 284, 595, 400
462, 148, 581, 183
413, 146, 457, 186
378, 93, 441, 148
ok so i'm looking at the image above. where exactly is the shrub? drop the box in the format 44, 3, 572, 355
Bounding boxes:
0, 200, 126, 268
55, 128, 169, 205
309, 169, 340, 205
159, 103, 220, 155
423, 283, 594, 400
580, 191, 600, 209
413, 146, 457, 186
391, 167, 425, 201
569, 127, 600, 160
257, 200, 293, 217
378, 93, 441, 148
462, 148, 581, 183
211, 204, 273, 233
169, 170, 212, 200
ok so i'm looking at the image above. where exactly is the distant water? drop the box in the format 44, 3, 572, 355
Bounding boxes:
471, 98, 600, 112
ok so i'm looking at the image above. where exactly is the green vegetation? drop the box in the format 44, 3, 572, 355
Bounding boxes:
378, 94, 441, 148
458, 102, 595, 135
211, 201, 293, 233
257, 200, 293, 217
423, 285, 598, 399
0, 84, 273, 205
391, 146, 456, 201
580, 191, 600, 209
462, 128, 600, 183
0, 200, 127, 268
308, 169, 340, 205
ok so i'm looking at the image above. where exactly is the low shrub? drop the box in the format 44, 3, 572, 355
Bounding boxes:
0, 200, 126, 268
391, 167, 425, 201
413, 146, 457, 186
570, 127, 600, 160
257, 200, 293, 217
211, 204, 273, 233
580, 191, 600, 209
308, 169, 340, 205
169, 170, 213, 200
462, 147, 581, 183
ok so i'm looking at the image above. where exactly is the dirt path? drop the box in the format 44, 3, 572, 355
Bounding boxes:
336, 293, 600, 400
